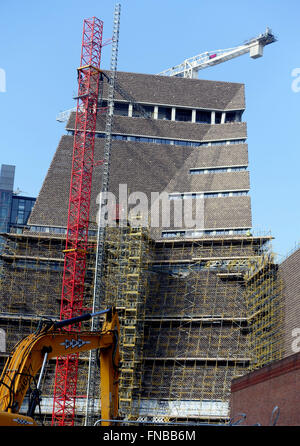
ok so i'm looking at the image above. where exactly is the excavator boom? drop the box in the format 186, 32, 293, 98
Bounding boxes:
0, 307, 120, 426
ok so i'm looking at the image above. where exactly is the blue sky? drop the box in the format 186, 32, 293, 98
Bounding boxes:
0, 0, 299, 260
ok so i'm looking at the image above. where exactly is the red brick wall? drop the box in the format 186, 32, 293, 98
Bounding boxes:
230, 352, 300, 425
279, 247, 300, 357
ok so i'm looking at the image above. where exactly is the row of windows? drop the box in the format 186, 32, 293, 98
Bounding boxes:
29, 225, 67, 234
29, 225, 66, 234
29, 225, 98, 237
67, 130, 246, 149
100, 101, 243, 124
189, 166, 247, 175
108, 133, 246, 148
169, 191, 249, 200
161, 228, 251, 238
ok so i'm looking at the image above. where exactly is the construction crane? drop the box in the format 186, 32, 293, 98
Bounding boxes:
57, 27, 276, 123
51, 16, 104, 426
157, 27, 277, 78
0, 308, 120, 426
84, 3, 121, 426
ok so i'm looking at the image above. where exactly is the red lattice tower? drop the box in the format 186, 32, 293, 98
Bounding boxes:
51, 17, 104, 426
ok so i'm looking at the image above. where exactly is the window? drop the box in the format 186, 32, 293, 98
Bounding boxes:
169, 191, 248, 200
234, 229, 249, 234
158, 106, 172, 120
211, 140, 227, 146
174, 140, 189, 146
233, 191, 248, 196
205, 193, 219, 198
215, 229, 230, 235
175, 108, 192, 122
17, 211, 25, 224
91, 133, 246, 149
225, 110, 243, 123
133, 104, 154, 118
29, 225, 67, 234
114, 102, 129, 116
154, 138, 169, 144
229, 139, 246, 145
215, 112, 222, 124
162, 231, 185, 238
196, 110, 211, 124
190, 166, 247, 175
225, 111, 238, 123
230, 166, 247, 172
161, 228, 250, 238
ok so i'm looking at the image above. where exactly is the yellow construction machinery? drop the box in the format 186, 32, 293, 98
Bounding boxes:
0, 307, 120, 426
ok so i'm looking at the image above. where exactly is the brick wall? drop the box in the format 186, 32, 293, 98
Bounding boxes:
279, 247, 300, 358
230, 352, 300, 425
101, 70, 245, 110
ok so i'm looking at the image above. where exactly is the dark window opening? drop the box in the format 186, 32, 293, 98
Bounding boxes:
225, 111, 237, 123
196, 110, 211, 124
132, 104, 154, 118
158, 106, 172, 120
175, 108, 192, 122
215, 112, 222, 124
114, 102, 129, 116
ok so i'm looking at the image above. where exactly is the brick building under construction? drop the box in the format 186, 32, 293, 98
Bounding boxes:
0, 71, 284, 425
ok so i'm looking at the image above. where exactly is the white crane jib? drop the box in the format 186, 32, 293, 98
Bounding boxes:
157, 27, 277, 79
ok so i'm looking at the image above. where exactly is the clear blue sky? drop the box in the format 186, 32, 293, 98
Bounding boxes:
0, 0, 299, 260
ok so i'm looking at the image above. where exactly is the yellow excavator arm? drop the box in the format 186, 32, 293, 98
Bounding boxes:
0, 307, 120, 426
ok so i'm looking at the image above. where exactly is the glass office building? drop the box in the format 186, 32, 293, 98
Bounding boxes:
0, 164, 36, 238
0, 165, 15, 235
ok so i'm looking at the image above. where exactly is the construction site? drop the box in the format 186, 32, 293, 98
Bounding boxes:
0, 4, 298, 428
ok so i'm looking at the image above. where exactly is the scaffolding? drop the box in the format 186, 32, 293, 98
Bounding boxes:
0, 230, 284, 425
0, 232, 95, 425
134, 235, 284, 423
101, 217, 151, 420
244, 252, 284, 369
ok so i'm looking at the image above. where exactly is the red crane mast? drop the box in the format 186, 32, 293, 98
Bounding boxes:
51, 17, 104, 426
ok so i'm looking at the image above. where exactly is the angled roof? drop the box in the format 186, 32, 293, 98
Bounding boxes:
101, 70, 245, 110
